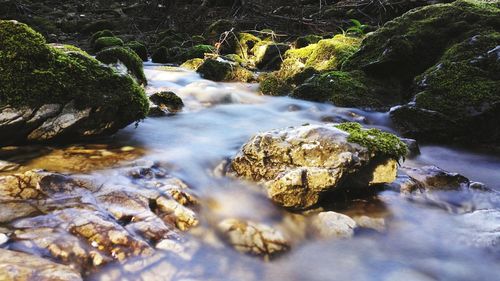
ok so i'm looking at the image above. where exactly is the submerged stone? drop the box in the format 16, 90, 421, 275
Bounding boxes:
0, 166, 198, 274
217, 219, 289, 257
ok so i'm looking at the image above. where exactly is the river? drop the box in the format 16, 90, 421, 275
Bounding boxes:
3, 65, 500, 280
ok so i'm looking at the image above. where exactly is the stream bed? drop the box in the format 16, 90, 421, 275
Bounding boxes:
2, 65, 500, 281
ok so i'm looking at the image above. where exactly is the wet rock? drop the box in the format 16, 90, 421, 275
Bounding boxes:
311, 212, 357, 239
0, 20, 148, 145
196, 58, 254, 82
0, 144, 144, 175
228, 123, 406, 209
399, 165, 470, 193
0, 249, 83, 281
0, 167, 198, 274
217, 219, 289, 256
150, 91, 184, 113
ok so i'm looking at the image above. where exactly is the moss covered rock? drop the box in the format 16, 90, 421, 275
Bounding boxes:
0, 20, 148, 144
95, 46, 147, 85
391, 31, 500, 142
125, 41, 148, 61
344, 0, 499, 80
93, 36, 123, 53
252, 42, 290, 71
150, 91, 184, 113
259, 74, 293, 96
89, 29, 114, 48
291, 70, 401, 108
181, 58, 204, 70
259, 34, 362, 97
196, 59, 254, 82
333, 0, 500, 143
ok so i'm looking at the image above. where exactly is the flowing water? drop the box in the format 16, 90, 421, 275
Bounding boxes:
3, 65, 500, 280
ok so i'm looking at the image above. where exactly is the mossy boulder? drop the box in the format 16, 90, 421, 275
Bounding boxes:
259, 74, 293, 96
291, 70, 401, 108
259, 34, 362, 96
181, 58, 204, 70
89, 30, 114, 47
150, 91, 184, 113
0, 20, 148, 144
196, 59, 254, 82
183, 44, 215, 60
391, 31, 500, 143
95, 46, 147, 85
335, 0, 500, 143
93, 36, 124, 53
344, 0, 500, 82
125, 41, 148, 61
253, 42, 290, 70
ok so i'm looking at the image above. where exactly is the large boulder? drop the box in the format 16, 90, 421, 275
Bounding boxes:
228, 123, 407, 209
341, 0, 500, 142
390, 31, 500, 142
0, 20, 149, 144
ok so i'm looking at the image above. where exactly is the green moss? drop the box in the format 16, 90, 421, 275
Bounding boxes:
291, 70, 399, 108
305, 34, 361, 71
150, 91, 184, 112
252, 42, 290, 70
196, 59, 253, 82
151, 47, 182, 64
96, 46, 147, 85
125, 41, 148, 61
260, 74, 293, 96
344, 0, 500, 80
224, 54, 245, 64
93, 36, 124, 53
89, 30, 114, 47
294, 35, 323, 48
0, 20, 148, 122
196, 59, 232, 81
275, 34, 361, 83
335, 122, 408, 159
413, 32, 500, 119
235, 33, 261, 59
183, 44, 215, 60
181, 58, 204, 70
